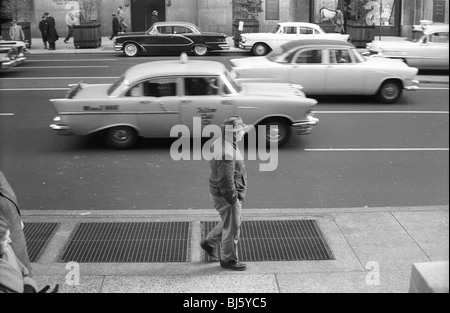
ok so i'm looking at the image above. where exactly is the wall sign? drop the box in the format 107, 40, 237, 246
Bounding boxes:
265, 0, 279, 20
433, 0, 447, 23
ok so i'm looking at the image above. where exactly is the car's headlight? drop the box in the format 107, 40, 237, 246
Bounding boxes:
241, 36, 246, 43
53, 116, 62, 123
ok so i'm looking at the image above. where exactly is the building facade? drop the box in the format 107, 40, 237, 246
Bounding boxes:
15, 0, 450, 41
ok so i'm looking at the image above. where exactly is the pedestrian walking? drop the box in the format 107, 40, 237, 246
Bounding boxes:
63, 12, 75, 43
150, 10, 159, 27
117, 6, 128, 32
0, 216, 38, 293
44, 12, 59, 50
38, 15, 48, 49
9, 20, 25, 41
200, 116, 249, 271
110, 13, 121, 40
0, 171, 31, 274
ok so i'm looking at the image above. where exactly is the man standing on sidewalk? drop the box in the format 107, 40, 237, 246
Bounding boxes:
200, 116, 248, 271
44, 12, 58, 50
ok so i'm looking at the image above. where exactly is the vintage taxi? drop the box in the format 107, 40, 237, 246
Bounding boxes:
49, 55, 319, 149
231, 39, 419, 104
239, 22, 350, 56
366, 23, 449, 70
114, 21, 229, 57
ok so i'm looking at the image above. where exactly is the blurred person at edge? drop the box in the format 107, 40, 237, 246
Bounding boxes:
0, 171, 31, 274
0, 216, 38, 293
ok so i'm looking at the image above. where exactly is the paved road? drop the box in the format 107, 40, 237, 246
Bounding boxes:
0, 54, 448, 211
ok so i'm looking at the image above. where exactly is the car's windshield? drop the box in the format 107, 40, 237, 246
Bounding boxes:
224, 71, 241, 93
107, 75, 126, 95
351, 48, 365, 63
266, 45, 292, 63
270, 24, 281, 34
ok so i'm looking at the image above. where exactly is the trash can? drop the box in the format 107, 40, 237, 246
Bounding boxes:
1, 22, 31, 48
233, 19, 259, 48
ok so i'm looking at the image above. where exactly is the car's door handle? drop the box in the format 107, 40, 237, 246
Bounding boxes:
140, 100, 151, 104
181, 100, 192, 104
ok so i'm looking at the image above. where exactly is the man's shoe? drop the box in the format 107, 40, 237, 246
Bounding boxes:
200, 240, 218, 260
220, 260, 247, 271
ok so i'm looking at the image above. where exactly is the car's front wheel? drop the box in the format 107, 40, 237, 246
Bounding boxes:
123, 43, 139, 57
376, 80, 402, 104
193, 45, 208, 56
259, 118, 291, 147
104, 126, 138, 149
252, 43, 269, 56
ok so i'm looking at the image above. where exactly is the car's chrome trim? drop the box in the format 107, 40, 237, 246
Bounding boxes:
292, 116, 319, 135
58, 111, 180, 115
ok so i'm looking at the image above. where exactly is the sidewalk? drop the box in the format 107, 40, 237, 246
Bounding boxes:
24, 205, 449, 293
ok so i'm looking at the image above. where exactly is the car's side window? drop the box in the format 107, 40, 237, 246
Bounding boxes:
294, 49, 323, 64
127, 78, 177, 98
299, 27, 314, 35
185, 77, 219, 96
329, 49, 352, 64
284, 27, 297, 34
430, 32, 449, 43
173, 26, 192, 34
157, 26, 172, 34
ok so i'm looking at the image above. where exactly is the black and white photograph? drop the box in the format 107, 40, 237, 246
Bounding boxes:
0, 0, 448, 299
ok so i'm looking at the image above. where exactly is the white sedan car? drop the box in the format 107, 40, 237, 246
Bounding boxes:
366, 24, 449, 70
231, 39, 419, 104
239, 22, 350, 56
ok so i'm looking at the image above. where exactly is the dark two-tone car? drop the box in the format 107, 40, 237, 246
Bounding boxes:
114, 21, 229, 57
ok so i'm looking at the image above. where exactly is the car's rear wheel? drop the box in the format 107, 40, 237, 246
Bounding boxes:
193, 45, 208, 56
105, 126, 138, 149
259, 118, 291, 147
252, 43, 269, 56
376, 80, 402, 104
123, 43, 139, 57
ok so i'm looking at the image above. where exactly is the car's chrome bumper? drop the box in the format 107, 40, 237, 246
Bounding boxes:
292, 115, 319, 135
218, 43, 230, 50
1, 60, 15, 69
239, 43, 252, 51
114, 42, 123, 51
50, 124, 73, 135
405, 80, 420, 91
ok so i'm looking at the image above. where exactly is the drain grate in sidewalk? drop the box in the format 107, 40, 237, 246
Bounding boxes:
23, 222, 59, 262
202, 220, 334, 262
59, 222, 190, 263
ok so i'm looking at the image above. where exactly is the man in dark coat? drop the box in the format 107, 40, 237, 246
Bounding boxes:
0, 171, 31, 274
110, 13, 121, 40
44, 12, 58, 50
38, 15, 48, 49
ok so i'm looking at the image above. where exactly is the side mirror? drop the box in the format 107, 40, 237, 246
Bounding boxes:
361, 52, 371, 57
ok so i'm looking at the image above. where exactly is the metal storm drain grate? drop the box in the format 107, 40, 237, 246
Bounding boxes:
60, 222, 190, 263
23, 222, 59, 262
202, 220, 334, 262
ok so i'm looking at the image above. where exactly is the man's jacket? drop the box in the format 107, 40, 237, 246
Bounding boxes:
209, 138, 247, 204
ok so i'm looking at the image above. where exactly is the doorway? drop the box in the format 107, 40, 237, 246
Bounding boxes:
131, 0, 166, 32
